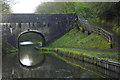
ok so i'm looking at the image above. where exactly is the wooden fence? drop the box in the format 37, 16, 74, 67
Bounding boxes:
77, 16, 113, 48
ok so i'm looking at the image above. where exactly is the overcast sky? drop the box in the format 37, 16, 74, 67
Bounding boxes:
7, 0, 120, 13
10, 0, 53, 13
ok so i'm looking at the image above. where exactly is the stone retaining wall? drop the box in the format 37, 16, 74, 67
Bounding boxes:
53, 49, 120, 74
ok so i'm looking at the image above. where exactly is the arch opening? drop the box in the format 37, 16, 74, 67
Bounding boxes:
18, 31, 45, 67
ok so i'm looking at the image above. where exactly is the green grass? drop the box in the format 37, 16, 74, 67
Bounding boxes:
47, 27, 118, 62
36, 47, 119, 63
55, 48, 119, 63
48, 28, 87, 47
48, 27, 110, 49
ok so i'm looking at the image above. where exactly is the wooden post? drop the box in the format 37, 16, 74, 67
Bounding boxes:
88, 31, 91, 35
98, 28, 100, 35
82, 28, 85, 33
109, 36, 112, 48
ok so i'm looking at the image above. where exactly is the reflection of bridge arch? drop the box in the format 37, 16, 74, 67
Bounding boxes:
18, 30, 46, 47
18, 30, 46, 67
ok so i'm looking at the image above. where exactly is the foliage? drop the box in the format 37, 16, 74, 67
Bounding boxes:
64, 2, 75, 13
35, 2, 65, 14
89, 2, 119, 21
113, 27, 120, 36
74, 2, 94, 19
35, 2, 93, 19
89, 2, 120, 35
35, 2, 119, 35
0, 0, 11, 14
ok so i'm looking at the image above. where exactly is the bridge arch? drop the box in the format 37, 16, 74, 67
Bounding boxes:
18, 30, 46, 67
18, 30, 46, 47
1, 14, 77, 47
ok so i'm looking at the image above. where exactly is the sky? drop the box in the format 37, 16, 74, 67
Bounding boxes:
10, 0, 53, 13
9, 0, 118, 13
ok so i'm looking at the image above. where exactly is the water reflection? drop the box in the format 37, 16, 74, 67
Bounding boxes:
14, 54, 103, 78
18, 32, 45, 67
20, 55, 32, 66
20, 41, 34, 45
60, 55, 120, 78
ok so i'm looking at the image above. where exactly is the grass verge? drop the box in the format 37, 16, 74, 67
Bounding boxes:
48, 27, 111, 50
36, 47, 119, 63
55, 48, 119, 63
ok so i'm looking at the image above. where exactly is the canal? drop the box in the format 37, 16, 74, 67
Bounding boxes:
3, 45, 120, 79
2, 31, 119, 79
3, 53, 106, 78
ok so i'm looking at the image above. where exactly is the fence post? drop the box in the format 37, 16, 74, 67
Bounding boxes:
109, 36, 112, 48
88, 31, 91, 35
82, 28, 85, 33
98, 28, 101, 35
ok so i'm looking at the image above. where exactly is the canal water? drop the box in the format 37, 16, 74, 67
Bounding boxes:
14, 53, 104, 78
2, 32, 119, 79
3, 43, 119, 78
16, 40, 104, 78
18, 32, 45, 67
19, 42, 45, 66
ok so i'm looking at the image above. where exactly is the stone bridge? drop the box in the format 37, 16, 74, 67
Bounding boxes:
0, 13, 78, 47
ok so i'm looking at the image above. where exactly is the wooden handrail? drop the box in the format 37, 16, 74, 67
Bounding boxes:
77, 16, 113, 48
